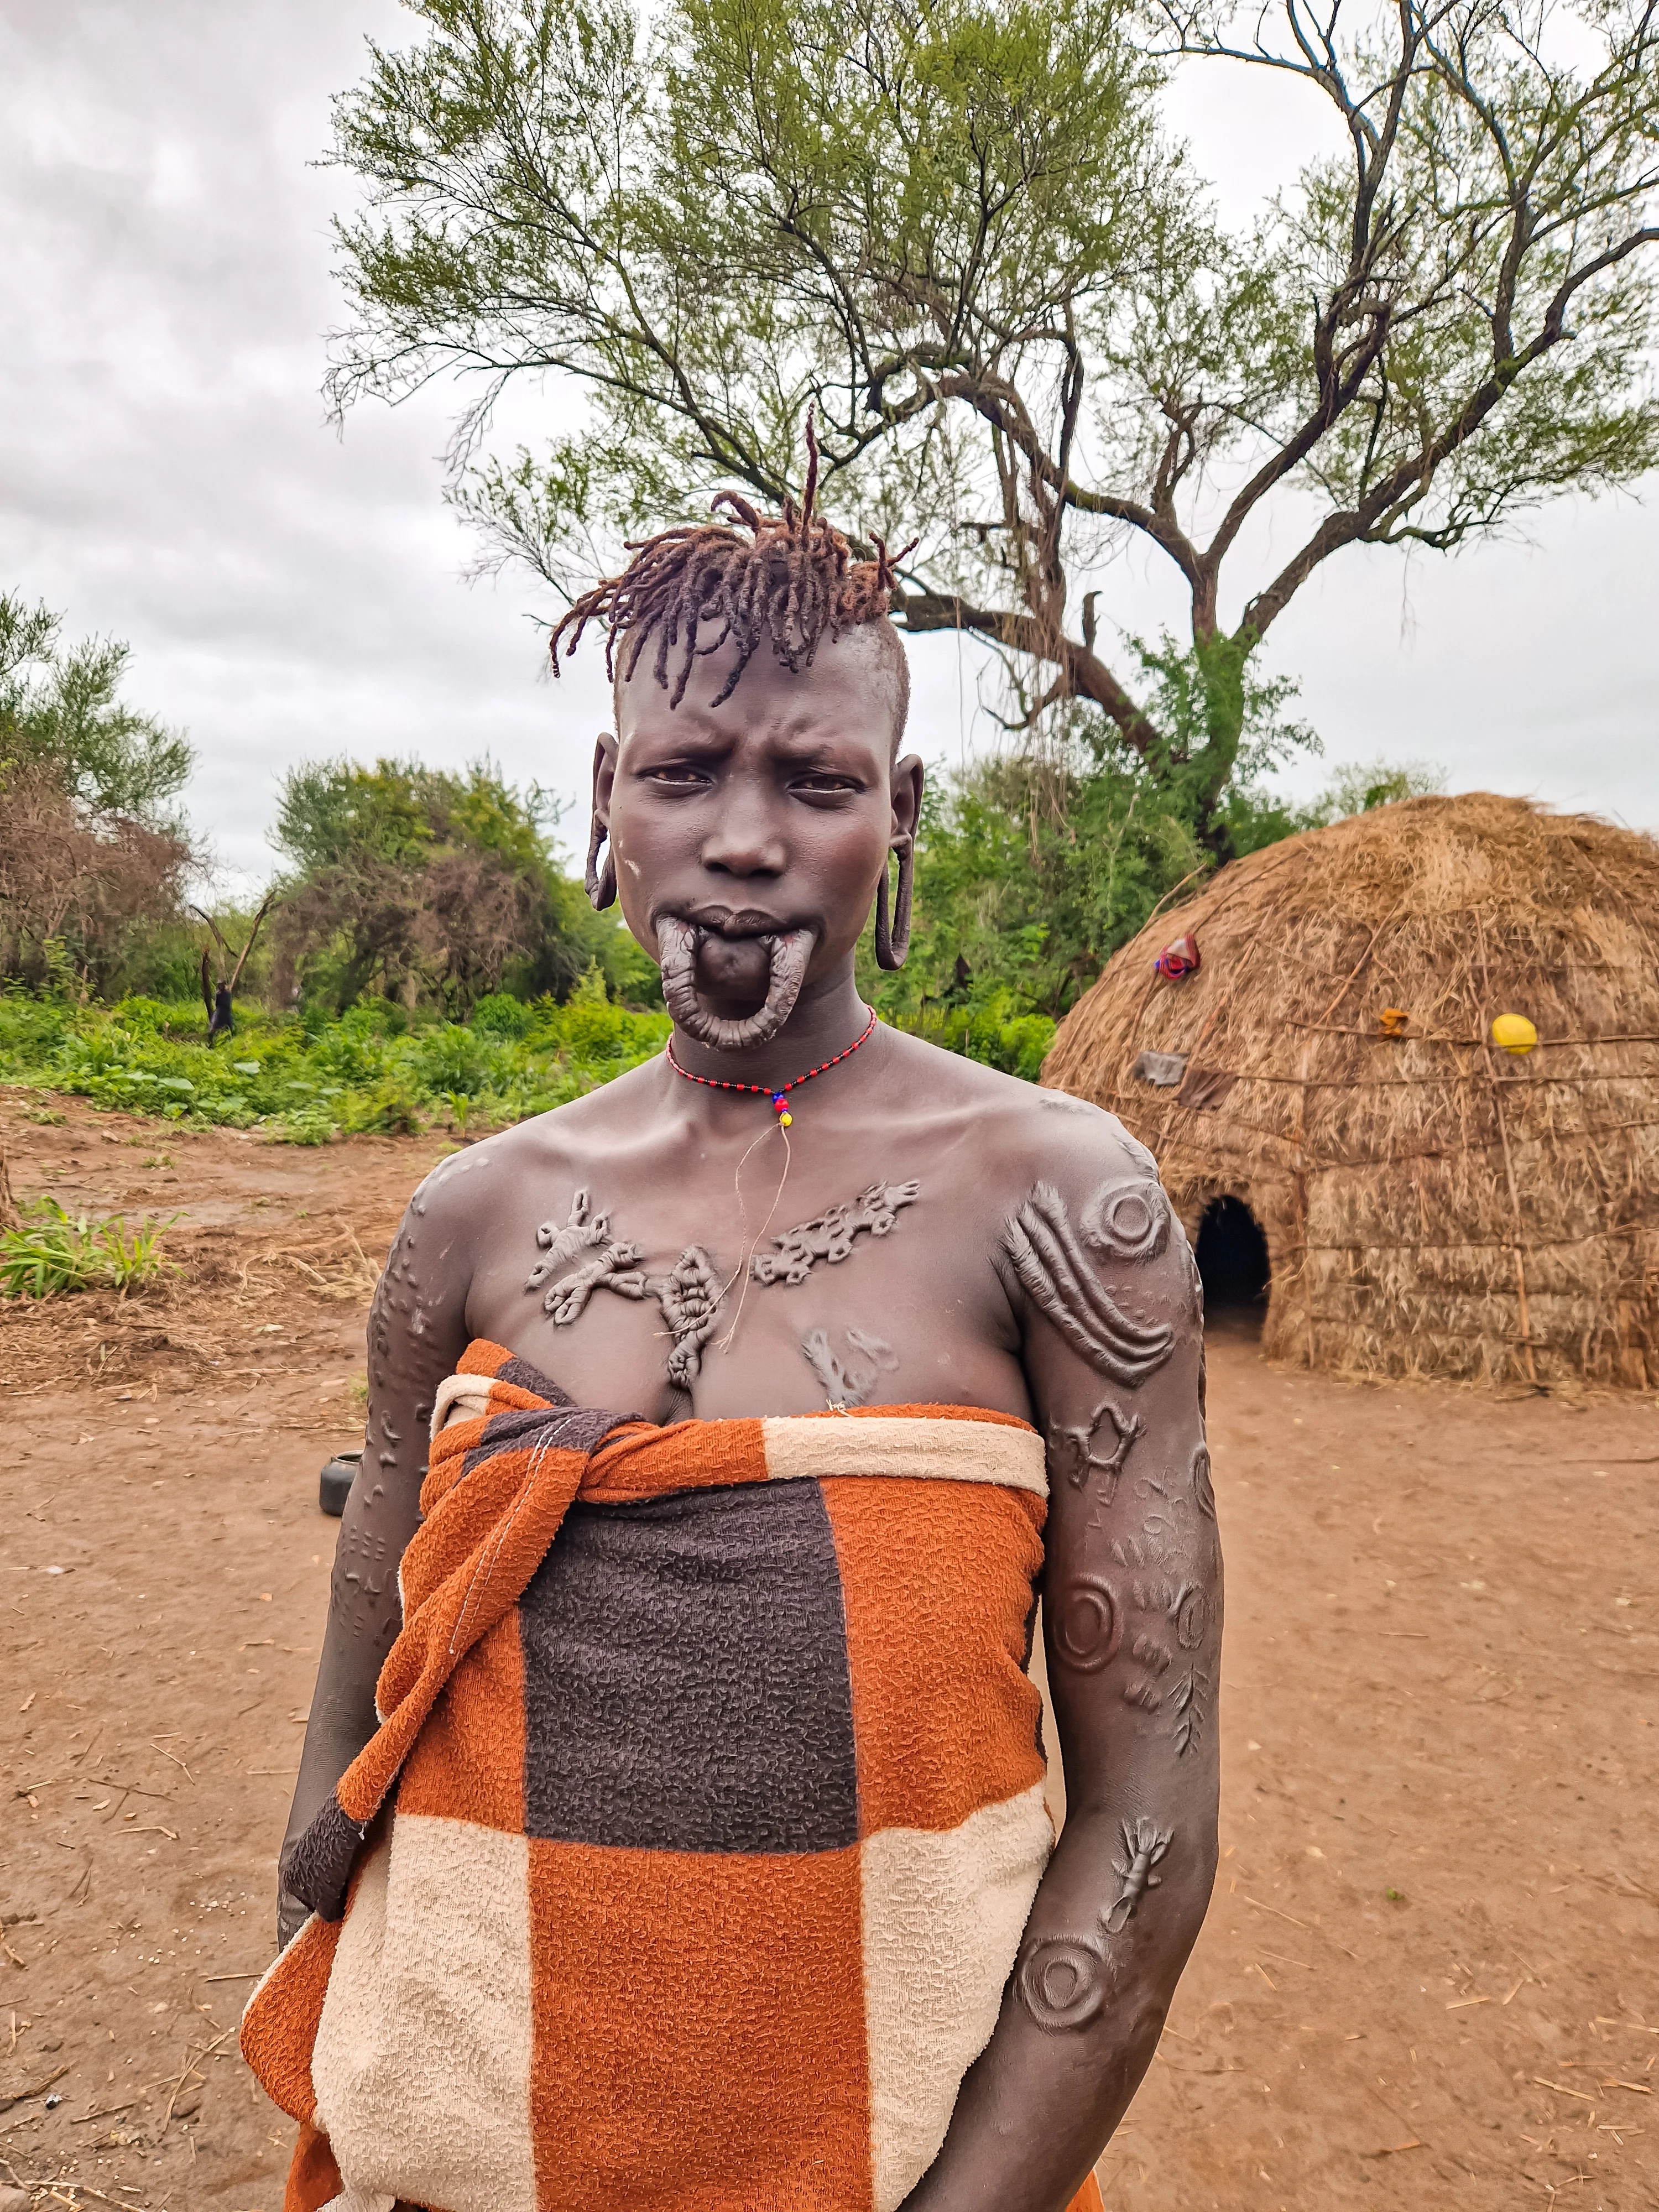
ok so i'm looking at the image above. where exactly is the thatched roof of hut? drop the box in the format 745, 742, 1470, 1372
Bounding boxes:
1042, 793, 1659, 1389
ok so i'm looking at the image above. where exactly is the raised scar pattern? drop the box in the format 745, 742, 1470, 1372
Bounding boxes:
527, 1190, 650, 1319
802, 1326, 898, 1411
1017, 1817, 1176, 2030
1191, 1443, 1217, 1519
1104, 1818, 1173, 1933
527, 1188, 613, 1283
1050, 1577, 1124, 1672
1017, 1936, 1108, 2032
1081, 1178, 1171, 1262
1171, 1583, 1208, 1650
752, 1181, 921, 1286
1050, 1398, 1144, 1499
525, 1185, 918, 1389
540, 1243, 649, 1324
1001, 1184, 1175, 1385
1170, 1666, 1209, 1757
651, 1246, 723, 1391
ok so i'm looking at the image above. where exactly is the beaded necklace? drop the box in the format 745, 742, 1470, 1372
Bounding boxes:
666, 1005, 878, 1126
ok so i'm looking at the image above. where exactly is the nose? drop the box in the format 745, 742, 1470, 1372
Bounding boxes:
700, 786, 786, 878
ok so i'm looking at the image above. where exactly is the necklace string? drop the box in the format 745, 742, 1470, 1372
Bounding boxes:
665, 1005, 878, 1125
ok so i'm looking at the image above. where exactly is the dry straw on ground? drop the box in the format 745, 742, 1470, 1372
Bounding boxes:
1044, 793, 1659, 1388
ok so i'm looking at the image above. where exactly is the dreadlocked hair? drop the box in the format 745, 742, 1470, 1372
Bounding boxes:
549, 420, 909, 709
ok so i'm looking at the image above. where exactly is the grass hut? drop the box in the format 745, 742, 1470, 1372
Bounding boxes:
1042, 793, 1659, 1389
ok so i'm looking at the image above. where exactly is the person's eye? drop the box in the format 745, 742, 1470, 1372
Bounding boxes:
791, 773, 862, 795
640, 764, 709, 786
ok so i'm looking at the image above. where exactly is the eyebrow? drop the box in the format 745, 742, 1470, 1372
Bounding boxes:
623, 723, 734, 759
625, 723, 877, 769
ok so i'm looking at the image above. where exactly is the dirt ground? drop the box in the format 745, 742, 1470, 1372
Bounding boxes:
2, 1094, 1656, 2212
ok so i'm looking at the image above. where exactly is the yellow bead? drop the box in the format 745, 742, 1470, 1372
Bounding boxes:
779, 1111, 792, 1126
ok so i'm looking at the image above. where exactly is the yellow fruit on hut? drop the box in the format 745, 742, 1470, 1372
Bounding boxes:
1491, 1013, 1538, 1056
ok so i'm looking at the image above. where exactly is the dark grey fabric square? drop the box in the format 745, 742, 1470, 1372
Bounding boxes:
518, 1478, 858, 1854
460, 1404, 630, 1483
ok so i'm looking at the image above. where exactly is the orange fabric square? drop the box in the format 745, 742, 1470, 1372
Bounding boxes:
282, 2116, 342, 2211
397, 1609, 525, 1833
241, 1912, 341, 2123
526, 1839, 870, 2211
820, 1477, 1046, 1835
587, 1416, 769, 1500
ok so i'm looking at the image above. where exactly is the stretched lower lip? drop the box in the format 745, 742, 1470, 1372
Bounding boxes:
655, 915, 816, 1050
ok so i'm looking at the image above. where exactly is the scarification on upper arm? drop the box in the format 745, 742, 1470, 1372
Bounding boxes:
1000, 1182, 1176, 1387
1025, 1151, 1217, 1770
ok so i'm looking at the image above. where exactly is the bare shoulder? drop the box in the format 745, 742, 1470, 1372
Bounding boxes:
887, 1034, 1195, 1354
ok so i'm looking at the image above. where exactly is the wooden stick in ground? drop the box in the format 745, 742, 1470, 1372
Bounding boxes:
225, 888, 278, 994
0, 1143, 19, 1234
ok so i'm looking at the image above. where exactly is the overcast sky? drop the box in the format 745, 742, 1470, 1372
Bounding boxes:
2, 0, 1655, 896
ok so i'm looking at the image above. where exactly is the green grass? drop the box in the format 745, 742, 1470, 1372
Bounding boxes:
0, 971, 1055, 1147
0, 1197, 179, 1298
0, 975, 673, 1142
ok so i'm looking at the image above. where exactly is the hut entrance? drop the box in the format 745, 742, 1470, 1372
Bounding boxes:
1196, 1197, 1270, 1335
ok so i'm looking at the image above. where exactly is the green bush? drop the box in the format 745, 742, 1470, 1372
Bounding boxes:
472, 991, 537, 1039
890, 997, 1056, 1083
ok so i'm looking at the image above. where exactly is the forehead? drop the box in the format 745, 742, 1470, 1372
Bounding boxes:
615, 624, 899, 757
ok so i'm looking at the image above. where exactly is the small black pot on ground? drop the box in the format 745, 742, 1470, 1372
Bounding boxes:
319, 1448, 363, 1517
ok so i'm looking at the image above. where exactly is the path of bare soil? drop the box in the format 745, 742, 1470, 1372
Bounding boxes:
2, 1094, 1656, 2212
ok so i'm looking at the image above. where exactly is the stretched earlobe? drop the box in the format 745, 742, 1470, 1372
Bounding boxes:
874, 838, 914, 969
585, 817, 618, 911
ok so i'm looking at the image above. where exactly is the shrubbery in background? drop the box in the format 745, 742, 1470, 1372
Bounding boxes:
267, 755, 659, 1016
863, 645, 1443, 1025
1, 581, 1445, 1129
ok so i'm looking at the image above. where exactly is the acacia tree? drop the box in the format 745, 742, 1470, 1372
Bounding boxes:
327, 0, 1659, 852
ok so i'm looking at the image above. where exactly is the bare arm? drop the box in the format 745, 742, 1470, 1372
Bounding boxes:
276, 1167, 476, 1945
901, 1151, 1219, 2211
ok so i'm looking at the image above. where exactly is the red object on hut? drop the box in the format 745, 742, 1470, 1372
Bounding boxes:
1155, 932, 1201, 980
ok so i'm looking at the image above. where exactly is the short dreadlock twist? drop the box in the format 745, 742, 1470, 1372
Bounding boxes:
549, 420, 909, 709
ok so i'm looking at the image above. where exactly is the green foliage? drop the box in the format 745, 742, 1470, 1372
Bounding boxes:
864, 637, 1323, 1016
1, 591, 197, 999
274, 755, 554, 874
269, 754, 657, 1017
325, 0, 1659, 848
1, 591, 193, 830
109, 902, 280, 1007
886, 994, 1057, 1082
0, 1197, 179, 1300
1296, 757, 1447, 827
0, 989, 672, 1143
